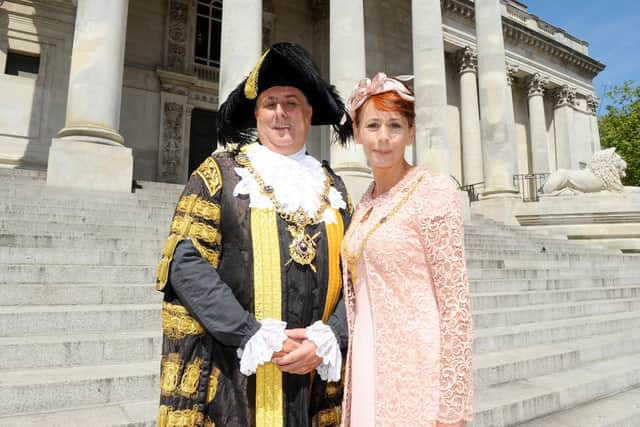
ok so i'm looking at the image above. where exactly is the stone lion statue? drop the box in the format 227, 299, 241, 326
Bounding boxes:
542, 147, 627, 195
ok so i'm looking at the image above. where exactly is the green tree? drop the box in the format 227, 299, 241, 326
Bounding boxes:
598, 81, 640, 186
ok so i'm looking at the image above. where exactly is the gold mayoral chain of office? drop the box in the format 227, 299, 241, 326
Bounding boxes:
235, 147, 333, 272
345, 174, 424, 284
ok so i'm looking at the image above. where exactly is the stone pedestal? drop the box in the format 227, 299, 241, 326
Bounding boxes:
474, 0, 518, 197
46, 0, 132, 193
457, 47, 483, 185
412, 0, 449, 172
527, 73, 550, 173
47, 139, 133, 192
471, 195, 523, 226
329, 0, 370, 200
218, 0, 262, 104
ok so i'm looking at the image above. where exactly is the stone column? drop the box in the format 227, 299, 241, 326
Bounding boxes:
329, 0, 370, 200
218, 0, 262, 105
527, 73, 550, 173
474, 0, 518, 197
457, 47, 483, 185
47, 0, 133, 193
586, 95, 601, 154
553, 85, 577, 169
412, 0, 449, 173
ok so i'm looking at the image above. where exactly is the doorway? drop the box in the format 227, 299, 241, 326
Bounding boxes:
189, 108, 218, 175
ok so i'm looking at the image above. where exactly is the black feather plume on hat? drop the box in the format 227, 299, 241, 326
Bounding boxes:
216, 42, 353, 146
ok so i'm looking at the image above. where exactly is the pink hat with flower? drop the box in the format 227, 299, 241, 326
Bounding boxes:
345, 73, 415, 122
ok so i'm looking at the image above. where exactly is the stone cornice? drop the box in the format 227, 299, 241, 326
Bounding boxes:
441, 0, 606, 77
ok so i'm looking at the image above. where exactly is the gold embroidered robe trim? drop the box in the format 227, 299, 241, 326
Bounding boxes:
170, 216, 222, 246
161, 301, 205, 339
191, 238, 221, 268
322, 209, 344, 323
177, 194, 221, 223
206, 367, 222, 404
195, 157, 223, 197
318, 406, 341, 427
250, 208, 284, 427
156, 189, 222, 291
160, 353, 184, 396
158, 404, 204, 427
179, 357, 204, 398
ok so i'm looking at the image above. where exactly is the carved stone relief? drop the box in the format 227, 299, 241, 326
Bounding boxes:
166, 0, 189, 71
159, 101, 185, 182
457, 46, 477, 74
526, 73, 549, 97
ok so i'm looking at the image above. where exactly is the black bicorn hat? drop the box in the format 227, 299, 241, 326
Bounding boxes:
216, 42, 353, 146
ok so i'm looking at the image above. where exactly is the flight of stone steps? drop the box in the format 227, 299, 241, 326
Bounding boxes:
1, 168, 639, 427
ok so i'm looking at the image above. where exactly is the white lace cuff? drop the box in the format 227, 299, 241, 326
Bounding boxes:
306, 321, 342, 382
237, 319, 287, 376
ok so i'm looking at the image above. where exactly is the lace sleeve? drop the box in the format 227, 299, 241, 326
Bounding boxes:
423, 181, 474, 423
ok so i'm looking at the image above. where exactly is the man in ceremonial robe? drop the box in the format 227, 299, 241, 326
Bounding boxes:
155, 42, 353, 427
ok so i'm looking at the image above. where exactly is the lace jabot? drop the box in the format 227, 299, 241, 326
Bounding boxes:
233, 143, 346, 223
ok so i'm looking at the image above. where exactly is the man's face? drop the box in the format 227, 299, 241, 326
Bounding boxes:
255, 86, 313, 156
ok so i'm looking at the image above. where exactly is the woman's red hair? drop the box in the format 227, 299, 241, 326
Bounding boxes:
354, 90, 415, 128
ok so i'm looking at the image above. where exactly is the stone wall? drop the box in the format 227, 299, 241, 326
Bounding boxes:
0, 1, 74, 169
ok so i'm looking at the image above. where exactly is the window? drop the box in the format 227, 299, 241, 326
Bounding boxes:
195, 0, 222, 67
5, 51, 40, 78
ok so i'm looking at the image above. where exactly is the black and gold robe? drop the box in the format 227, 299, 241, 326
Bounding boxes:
155, 148, 351, 427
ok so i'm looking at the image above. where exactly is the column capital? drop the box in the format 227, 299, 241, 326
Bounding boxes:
554, 85, 577, 108
526, 72, 549, 98
506, 64, 519, 86
456, 46, 477, 74
586, 95, 600, 115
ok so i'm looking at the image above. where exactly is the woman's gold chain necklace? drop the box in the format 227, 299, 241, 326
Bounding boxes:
235, 146, 332, 272
345, 175, 424, 284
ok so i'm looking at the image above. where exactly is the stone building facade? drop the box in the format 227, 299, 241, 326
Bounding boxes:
0, 0, 604, 196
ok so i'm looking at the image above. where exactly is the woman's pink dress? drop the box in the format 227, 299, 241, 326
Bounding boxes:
341, 167, 473, 426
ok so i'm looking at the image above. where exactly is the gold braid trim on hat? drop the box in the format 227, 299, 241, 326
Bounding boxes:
244, 49, 270, 100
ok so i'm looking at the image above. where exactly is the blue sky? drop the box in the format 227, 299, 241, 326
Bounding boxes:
524, 0, 640, 114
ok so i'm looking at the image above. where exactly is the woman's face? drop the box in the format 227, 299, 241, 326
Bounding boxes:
355, 101, 415, 171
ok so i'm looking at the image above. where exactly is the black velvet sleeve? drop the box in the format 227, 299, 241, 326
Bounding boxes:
170, 239, 261, 348
327, 294, 348, 353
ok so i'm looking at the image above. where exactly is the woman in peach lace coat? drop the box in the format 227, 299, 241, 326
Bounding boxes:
340, 73, 473, 426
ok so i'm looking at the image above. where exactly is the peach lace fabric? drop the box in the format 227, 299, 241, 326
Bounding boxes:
341, 168, 473, 426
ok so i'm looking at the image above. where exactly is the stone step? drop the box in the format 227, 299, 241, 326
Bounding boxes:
1, 264, 156, 284
472, 285, 640, 309
0, 330, 161, 369
471, 353, 640, 427
0, 219, 165, 235
0, 283, 160, 306
473, 310, 640, 353
466, 257, 628, 270
468, 266, 640, 281
474, 331, 640, 388
0, 207, 173, 227
516, 386, 640, 427
464, 241, 608, 254
465, 249, 638, 264
0, 233, 165, 251
0, 183, 183, 204
473, 297, 640, 328
0, 361, 158, 416
0, 400, 157, 427
470, 276, 640, 293
0, 247, 162, 267
0, 304, 159, 336
467, 266, 640, 281
0, 168, 47, 180
0, 197, 176, 213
